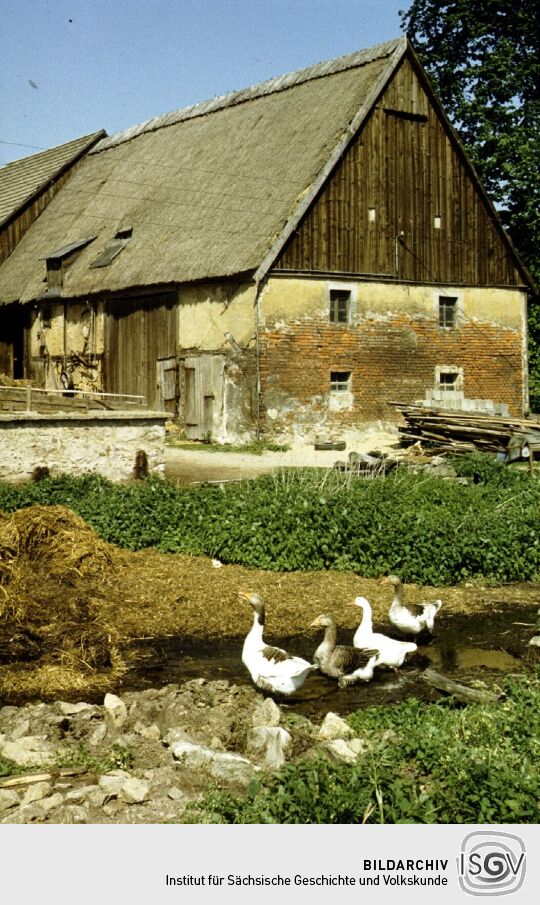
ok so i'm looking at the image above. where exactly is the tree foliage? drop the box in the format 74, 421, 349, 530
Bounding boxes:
401, 1, 540, 409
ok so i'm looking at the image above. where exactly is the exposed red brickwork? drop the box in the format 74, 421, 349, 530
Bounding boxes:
258, 312, 524, 433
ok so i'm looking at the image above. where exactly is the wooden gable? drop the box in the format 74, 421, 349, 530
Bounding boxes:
274, 54, 524, 287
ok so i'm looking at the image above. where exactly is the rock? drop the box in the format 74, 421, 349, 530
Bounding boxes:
59, 702, 96, 716
167, 786, 186, 802
0, 789, 20, 812
0, 736, 55, 767
88, 722, 107, 747
170, 740, 257, 786
65, 786, 98, 804
87, 789, 107, 809
318, 712, 355, 741
134, 722, 161, 741
119, 777, 150, 804
347, 738, 367, 755
21, 781, 53, 807
104, 693, 128, 729
252, 698, 281, 727
528, 636, 540, 647
61, 805, 88, 824
324, 739, 359, 764
99, 770, 131, 797
247, 727, 291, 769
38, 792, 64, 814
11, 719, 31, 740
207, 752, 258, 786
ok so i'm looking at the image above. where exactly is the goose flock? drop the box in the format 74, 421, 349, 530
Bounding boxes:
238, 577, 443, 696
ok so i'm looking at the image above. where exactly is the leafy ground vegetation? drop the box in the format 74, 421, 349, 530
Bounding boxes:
0, 453, 538, 585
190, 669, 540, 824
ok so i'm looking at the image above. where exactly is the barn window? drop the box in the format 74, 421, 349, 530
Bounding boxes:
439, 296, 458, 328
330, 370, 351, 393
329, 289, 351, 324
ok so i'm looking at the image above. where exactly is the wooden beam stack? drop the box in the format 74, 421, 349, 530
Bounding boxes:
391, 403, 540, 456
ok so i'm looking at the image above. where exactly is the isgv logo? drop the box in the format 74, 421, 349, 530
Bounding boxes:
458, 831, 526, 896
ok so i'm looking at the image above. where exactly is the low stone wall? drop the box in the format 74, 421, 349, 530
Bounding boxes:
0, 411, 168, 483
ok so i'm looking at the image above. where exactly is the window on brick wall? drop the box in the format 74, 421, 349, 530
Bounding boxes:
330, 370, 351, 392
438, 369, 460, 392
329, 289, 351, 324
439, 296, 458, 328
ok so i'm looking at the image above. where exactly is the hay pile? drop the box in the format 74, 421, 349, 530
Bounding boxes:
0, 505, 124, 698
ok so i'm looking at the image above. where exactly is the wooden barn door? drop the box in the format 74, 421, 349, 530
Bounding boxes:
182, 354, 224, 440
105, 293, 177, 410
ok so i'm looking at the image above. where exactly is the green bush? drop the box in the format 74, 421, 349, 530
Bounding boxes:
0, 453, 539, 584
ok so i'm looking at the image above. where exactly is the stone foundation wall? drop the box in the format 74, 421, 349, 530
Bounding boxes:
0, 412, 168, 483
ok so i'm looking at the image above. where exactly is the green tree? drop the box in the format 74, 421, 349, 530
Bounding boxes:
401, 0, 540, 410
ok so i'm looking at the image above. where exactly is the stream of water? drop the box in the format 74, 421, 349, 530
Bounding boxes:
123, 605, 536, 719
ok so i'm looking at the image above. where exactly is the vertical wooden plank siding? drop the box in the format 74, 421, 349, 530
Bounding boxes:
275, 57, 523, 287
104, 293, 177, 409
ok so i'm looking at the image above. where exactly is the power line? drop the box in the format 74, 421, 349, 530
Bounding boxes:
0, 139, 46, 151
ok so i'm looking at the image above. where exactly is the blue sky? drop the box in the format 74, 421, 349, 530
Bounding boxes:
0, 0, 406, 166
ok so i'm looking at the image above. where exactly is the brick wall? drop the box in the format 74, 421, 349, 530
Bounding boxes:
258, 312, 524, 437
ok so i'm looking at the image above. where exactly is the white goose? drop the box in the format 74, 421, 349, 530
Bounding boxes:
348, 596, 417, 671
382, 575, 442, 636
310, 613, 381, 687
238, 591, 316, 695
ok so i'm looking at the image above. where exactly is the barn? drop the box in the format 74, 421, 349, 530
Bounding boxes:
0, 38, 533, 443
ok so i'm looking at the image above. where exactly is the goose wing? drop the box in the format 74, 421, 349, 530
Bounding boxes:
260, 645, 313, 676
333, 645, 380, 671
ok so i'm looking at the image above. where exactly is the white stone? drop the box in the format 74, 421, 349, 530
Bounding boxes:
318, 712, 355, 741
59, 701, 96, 716
37, 792, 64, 814
118, 777, 150, 804
134, 721, 161, 741
88, 722, 107, 747
247, 727, 291, 770
167, 787, 186, 801
99, 769, 131, 797
529, 636, 540, 647
0, 736, 55, 767
325, 739, 359, 764
21, 781, 53, 807
251, 698, 281, 727
10, 719, 31, 740
103, 693, 128, 728
170, 740, 257, 785
0, 789, 20, 812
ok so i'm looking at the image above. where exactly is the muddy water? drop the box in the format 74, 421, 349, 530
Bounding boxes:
123, 604, 537, 720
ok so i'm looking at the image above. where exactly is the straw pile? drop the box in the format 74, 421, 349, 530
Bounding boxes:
0, 506, 124, 696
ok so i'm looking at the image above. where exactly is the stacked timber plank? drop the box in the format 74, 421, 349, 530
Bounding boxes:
391, 403, 540, 456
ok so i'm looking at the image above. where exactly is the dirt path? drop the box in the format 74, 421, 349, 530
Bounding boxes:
164, 429, 400, 483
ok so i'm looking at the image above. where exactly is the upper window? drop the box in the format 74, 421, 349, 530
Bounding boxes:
439, 296, 458, 328
329, 289, 351, 324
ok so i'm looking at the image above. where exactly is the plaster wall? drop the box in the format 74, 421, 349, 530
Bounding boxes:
178, 284, 256, 351
0, 413, 166, 483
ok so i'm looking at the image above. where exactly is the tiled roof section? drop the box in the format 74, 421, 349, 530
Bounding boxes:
93, 39, 404, 152
0, 131, 105, 226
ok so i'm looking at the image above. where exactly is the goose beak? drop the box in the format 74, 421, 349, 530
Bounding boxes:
310, 616, 322, 627
238, 590, 251, 602
346, 599, 358, 607
380, 576, 390, 585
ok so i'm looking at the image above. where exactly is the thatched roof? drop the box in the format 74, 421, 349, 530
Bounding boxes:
0, 132, 105, 228
0, 39, 406, 304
